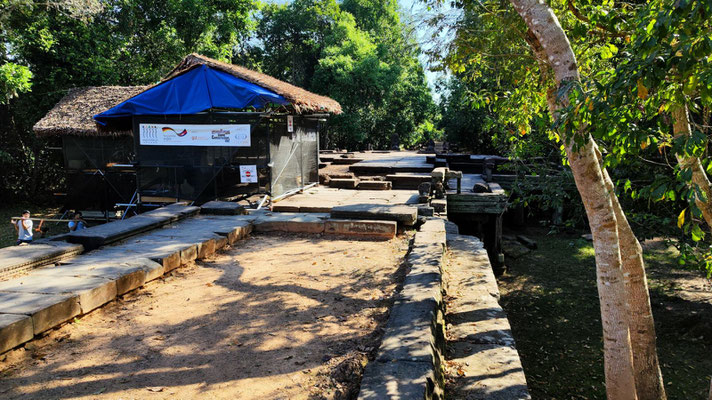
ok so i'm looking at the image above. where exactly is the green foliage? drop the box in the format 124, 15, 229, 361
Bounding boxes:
0, 0, 256, 200
0, 62, 32, 103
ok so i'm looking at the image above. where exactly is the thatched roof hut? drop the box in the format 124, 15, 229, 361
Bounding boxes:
33, 86, 148, 137
34, 54, 341, 137
165, 54, 342, 115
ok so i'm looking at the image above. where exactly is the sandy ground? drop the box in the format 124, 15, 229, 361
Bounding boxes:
0, 233, 410, 399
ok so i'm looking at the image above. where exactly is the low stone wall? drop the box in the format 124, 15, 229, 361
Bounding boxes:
358, 218, 447, 400
357, 219, 530, 399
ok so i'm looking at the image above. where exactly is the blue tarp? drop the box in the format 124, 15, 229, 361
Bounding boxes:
94, 65, 288, 125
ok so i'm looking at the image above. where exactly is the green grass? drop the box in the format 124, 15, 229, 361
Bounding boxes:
499, 228, 712, 399
0, 202, 63, 248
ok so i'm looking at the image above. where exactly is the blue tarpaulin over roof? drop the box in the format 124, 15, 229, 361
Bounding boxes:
93, 65, 288, 125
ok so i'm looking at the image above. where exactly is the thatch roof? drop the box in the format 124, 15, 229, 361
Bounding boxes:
34, 54, 341, 137
165, 54, 342, 114
33, 86, 148, 137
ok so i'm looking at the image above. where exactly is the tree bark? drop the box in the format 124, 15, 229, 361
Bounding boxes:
598, 149, 667, 400
671, 104, 712, 229
508, 1, 638, 398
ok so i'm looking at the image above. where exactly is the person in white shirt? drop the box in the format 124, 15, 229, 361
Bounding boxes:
11, 210, 33, 245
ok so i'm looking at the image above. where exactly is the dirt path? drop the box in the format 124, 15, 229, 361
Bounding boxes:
0, 233, 410, 399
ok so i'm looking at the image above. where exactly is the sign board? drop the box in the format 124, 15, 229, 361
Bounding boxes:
239, 165, 258, 183
139, 123, 251, 147
287, 115, 294, 133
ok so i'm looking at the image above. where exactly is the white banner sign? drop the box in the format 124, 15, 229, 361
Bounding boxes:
139, 123, 251, 147
239, 165, 258, 183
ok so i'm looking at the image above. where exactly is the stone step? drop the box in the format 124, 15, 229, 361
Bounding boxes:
200, 200, 245, 215
330, 204, 417, 226
386, 174, 432, 190
328, 178, 359, 189
324, 219, 396, 239
357, 180, 391, 190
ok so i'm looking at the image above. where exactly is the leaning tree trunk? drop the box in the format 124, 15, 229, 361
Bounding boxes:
508, 0, 638, 398
671, 104, 712, 229
598, 152, 667, 400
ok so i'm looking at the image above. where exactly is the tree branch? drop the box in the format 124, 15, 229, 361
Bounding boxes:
566, 0, 630, 39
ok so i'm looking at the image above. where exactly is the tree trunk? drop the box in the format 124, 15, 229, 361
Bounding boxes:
509, 1, 638, 398
671, 104, 712, 229
598, 150, 667, 400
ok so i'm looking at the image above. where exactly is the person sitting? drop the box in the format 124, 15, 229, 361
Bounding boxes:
10, 210, 33, 245
68, 211, 87, 232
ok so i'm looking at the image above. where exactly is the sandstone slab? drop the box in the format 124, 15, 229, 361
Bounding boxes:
0, 314, 33, 354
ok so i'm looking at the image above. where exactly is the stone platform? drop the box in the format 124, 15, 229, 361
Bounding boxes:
0, 210, 402, 354
0, 242, 84, 279
272, 187, 418, 213
348, 151, 434, 175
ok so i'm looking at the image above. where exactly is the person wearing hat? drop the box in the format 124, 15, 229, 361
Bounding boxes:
10, 210, 33, 245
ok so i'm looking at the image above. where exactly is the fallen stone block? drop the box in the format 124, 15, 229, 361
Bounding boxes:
200, 201, 245, 215
325, 219, 396, 239
0, 291, 80, 335
329, 178, 359, 189
0, 314, 33, 354
357, 180, 392, 190
330, 204, 417, 226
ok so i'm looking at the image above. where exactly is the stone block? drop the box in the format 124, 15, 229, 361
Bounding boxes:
197, 238, 217, 259
215, 236, 228, 250
431, 199, 447, 213
446, 343, 530, 400
325, 219, 396, 239
330, 204, 417, 226
116, 269, 147, 294
431, 167, 448, 180
358, 360, 441, 400
445, 170, 463, 179
418, 206, 434, 217
357, 180, 391, 190
0, 292, 80, 335
0, 274, 117, 315
154, 251, 181, 272
199, 201, 244, 215
0, 314, 33, 354
254, 213, 327, 234
329, 178, 359, 189
180, 244, 198, 264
